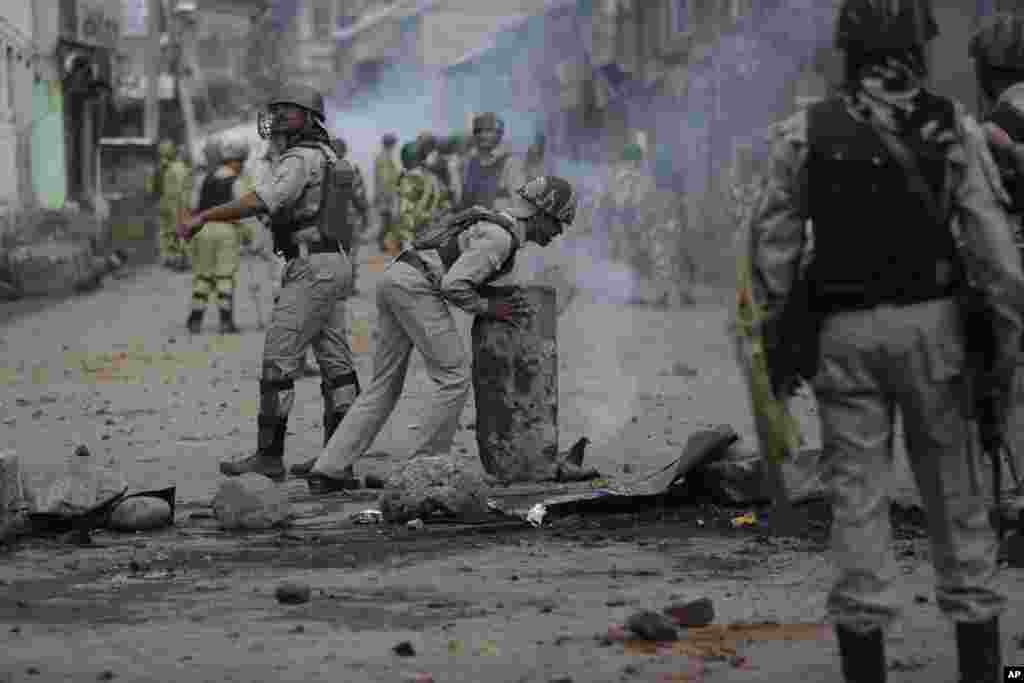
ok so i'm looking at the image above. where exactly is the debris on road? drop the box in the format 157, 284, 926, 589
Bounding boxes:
526, 503, 547, 527
730, 512, 757, 528
663, 598, 715, 628
274, 582, 311, 605
379, 455, 490, 524
623, 622, 831, 658
393, 641, 417, 657
212, 474, 290, 530
108, 487, 176, 532
626, 610, 680, 642
351, 508, 383, 525
406, 518, 424, 530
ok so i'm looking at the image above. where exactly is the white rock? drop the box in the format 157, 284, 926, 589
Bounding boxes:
211, 474, 290, 530
108, 497, 173, 532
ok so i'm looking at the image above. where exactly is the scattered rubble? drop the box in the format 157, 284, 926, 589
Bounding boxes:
626, 610, 680, 642
274, 582, 311, 605
108, 495, 173, 532
392, 641, 416, 657
663, 598, 715, 628
212, 474, 290, 530
379, 456, 490, 524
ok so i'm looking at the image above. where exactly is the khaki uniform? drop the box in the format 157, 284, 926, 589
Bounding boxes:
312, 217, 526, 479
153, 159, 192, 265
248, 141, 358, 457
374, 148, 400, 250
189, 168, 254, 317
749, 102, 1024, 632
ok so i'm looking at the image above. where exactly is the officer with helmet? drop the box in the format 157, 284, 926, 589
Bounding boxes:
177, 84, 361, 482
186, 136, 254, 334
457, 112, 526, 212
298, 176, 577, 493
152, 139, 192, 271
748, 1, 1023, 680
971, 12, 1024, 226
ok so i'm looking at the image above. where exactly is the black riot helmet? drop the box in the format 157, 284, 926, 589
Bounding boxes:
258, 84, 326, 140
835, 0, 938, 82
971, 12, 1024, 102
835, 0, 938, 53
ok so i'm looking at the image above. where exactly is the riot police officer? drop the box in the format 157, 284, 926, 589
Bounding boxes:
749, 1, 1023, 680
178, 85, 361, 481
457, 112, 525, 212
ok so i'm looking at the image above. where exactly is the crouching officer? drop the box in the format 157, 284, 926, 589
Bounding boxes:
297, 176, 577, 492
749, 1, 1024, 681
178, 85, 361, 481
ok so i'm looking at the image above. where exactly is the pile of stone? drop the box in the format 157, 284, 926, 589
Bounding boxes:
378, 455, 490, 524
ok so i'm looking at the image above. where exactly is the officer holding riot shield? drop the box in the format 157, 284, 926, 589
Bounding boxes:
178, 85, 361, 481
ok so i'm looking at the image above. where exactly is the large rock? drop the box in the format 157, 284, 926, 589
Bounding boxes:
378, 456, 489, 524
0, 451, 31, 540
212, 474, 290, 530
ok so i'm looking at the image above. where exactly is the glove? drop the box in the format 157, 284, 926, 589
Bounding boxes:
485, 293, 533, 326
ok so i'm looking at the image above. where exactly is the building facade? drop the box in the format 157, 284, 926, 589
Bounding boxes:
0, 1, 40, 213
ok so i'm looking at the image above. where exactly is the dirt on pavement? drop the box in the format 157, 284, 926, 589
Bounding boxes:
2, 244, 1024, 682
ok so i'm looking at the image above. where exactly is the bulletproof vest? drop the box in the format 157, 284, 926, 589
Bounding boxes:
461, 154, 509, 209
270, 141, 355, 256
415, 206, 520, 284
806, 96, 962, 312
198, 173, 235, 212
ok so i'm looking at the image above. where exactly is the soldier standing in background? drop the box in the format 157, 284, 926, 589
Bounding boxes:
458, 113, 526, 212
151, 140, 192, 271
374, 133, 400, 252
393, 138, 450, 250
186, 138, 254, 334
523, 130, 549, 181
602, 143, 656, 274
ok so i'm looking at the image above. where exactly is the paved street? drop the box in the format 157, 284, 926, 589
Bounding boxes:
2, 243, 1023, 682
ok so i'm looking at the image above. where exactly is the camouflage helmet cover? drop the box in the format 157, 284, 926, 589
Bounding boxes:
989, 82, 1024, 144
970, 12, 1024, 71
517, 175, 577, 226
835, 0, 938, 53
267, 84, 325, 120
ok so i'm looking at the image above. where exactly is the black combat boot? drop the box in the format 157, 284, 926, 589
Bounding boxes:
187, 309, 204, 334
290, 410, 346, 477
836, 625, 886, 683
218, 308, 240, 334
957, 617, 1001, 683
219, 416, 287, 481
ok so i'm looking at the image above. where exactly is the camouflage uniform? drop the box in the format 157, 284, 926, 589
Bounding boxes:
457, 145, 526, 213
394, 166, 450, 248
749, 98, 1023, 638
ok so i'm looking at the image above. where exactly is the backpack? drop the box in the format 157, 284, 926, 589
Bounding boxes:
412, 206, 521, 282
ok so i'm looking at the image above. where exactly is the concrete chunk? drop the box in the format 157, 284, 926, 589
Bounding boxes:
212, 474, 290, 530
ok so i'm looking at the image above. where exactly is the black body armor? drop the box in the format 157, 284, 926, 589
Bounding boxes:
806, 96, 962, 313
460, 154, 509, 210
198, 173, 235, 212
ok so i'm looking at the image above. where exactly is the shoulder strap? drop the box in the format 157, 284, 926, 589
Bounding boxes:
862, 115, 952, 227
